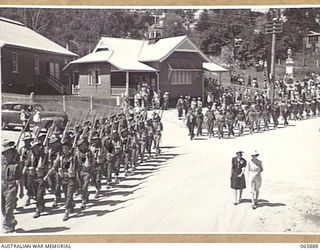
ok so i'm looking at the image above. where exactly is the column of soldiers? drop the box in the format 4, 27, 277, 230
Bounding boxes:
180, 95, 320, 140
1, 108, 164, 233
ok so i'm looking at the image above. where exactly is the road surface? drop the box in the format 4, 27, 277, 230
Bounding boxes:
2, 109, 320, 234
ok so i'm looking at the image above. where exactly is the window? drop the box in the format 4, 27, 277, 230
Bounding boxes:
12, 104, 22, 111
12, 52, 18, 73
2, 104, 12, 110
171, 71, 193, 85
33, 104, 44, 111
88, 69, 101, 85
35, 55, 40, 75
54, 63, 60, 80
88, 70, 93, 85
309, 36, 319, 43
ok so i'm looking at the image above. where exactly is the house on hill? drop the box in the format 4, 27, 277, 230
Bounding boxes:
64, 34, 228, 103
0, 17, 77, 95
305, 31, 320, 53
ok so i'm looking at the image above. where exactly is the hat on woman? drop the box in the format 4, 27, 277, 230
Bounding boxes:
251, 150, 259, 156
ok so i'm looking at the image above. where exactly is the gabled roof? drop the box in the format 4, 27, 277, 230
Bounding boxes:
65, 51, 113, 65
64, 50, 157, 72
138, 35, 186, 62
306, 31, 320, 37
203, 62, 229, 72
0, 17, 77, 56
66, 35, 227, 72
94, 37, 146, 59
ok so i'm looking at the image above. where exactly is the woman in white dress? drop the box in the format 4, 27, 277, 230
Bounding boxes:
247, 150, 263, 209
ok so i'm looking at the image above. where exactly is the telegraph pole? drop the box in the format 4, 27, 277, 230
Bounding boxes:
265, 18, 283, 104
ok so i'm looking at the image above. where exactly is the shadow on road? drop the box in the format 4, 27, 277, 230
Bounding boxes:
70, 207, 125, 219
240, 199, 286, 208
16, 226, 70, 233
257, 200, 286, 208
14, 149, 179, 229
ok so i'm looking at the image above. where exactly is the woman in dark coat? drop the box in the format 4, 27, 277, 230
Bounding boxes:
231, 151, 247, 205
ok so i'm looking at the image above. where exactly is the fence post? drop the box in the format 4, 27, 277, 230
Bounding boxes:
90, 96, 93, 111
62, 95, 66, 112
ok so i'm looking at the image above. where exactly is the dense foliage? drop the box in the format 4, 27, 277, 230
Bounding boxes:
0, 8, 319, 63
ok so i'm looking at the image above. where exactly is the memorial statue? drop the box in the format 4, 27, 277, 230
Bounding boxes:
287, 47, 292, 59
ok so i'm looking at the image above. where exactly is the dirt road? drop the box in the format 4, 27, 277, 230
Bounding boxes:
2, 110, 320, 234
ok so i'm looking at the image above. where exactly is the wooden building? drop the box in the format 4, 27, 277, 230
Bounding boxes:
65, 35, 227, 102
305, 31, 320, 53
0, 17, 77, 95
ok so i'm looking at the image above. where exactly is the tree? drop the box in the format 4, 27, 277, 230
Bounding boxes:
162, 12, 188, 37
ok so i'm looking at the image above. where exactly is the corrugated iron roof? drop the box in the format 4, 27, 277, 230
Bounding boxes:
67, 36, 225, 72
0, 17, 77, 56
65, 50, 157, 72
138, 35, 187, 62
66, 51, 113, 65
203, 62, 229, 72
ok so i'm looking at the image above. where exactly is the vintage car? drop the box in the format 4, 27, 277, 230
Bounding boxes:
1, 102, 68, 131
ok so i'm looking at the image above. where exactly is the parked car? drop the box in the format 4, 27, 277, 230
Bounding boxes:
1, 102, 68, 131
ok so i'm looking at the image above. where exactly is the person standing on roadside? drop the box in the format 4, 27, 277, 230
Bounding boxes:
231, 151, 247, 205
33, 109, 41, 137
247, 150, 263, 209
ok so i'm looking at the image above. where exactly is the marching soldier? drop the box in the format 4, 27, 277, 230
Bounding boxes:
145, 119, 154, 158
120, 127, 131, 176
45, 137, 78, 221
32, 140, 48, 218
102, 135, 115, 188
75, 138, 91, 209
247, 105, 257, 134
261, 105, 270, 131
298, 99, 304, 120
47, 137, 62, 208
90, 132, 103, 198
235, 108, 246, 136
186, 109, 196, 140
23, 140, 44, 217
138, 121, 147, 163
291, 100, 299, 120
176, 96, 184, 119
205, 106, 215, 138
215, 108, 226, 139
225, 106, 235, 137
255, 105, 262, 132
195, 108, 204, 137
305, 99, 311, 119
130, 128, 139, 170
311, 97, 317, 117
19, 136, 33, 205
280, 101, 289, 127
2, 141, 24, 233
153, 114, 163, 156
112, 130, 122, 183
271, 103, 280, 128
